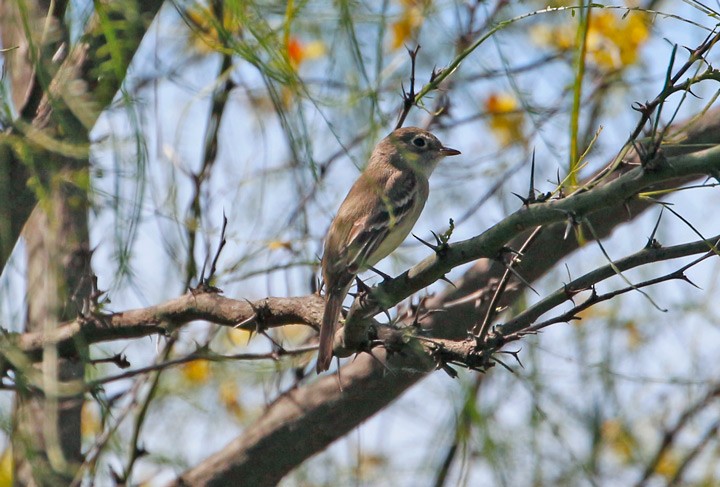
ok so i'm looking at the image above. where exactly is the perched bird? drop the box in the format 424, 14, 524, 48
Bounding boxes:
317, 127, 460, 373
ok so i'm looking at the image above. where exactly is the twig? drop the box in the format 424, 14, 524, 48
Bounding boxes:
396, 46, 421, 129
473, 226, 542, 340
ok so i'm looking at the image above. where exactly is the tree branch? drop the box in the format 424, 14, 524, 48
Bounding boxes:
1, 293, 324, 361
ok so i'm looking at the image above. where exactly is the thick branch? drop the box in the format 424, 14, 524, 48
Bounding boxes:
2, 293, 324, 361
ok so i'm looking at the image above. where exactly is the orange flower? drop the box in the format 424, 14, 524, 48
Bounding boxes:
286, 36, 326, 70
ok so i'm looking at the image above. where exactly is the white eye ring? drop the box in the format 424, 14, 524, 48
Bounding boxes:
412, 137, 426, 148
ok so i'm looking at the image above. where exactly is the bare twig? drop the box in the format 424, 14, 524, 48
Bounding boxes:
396, 45, 421, 129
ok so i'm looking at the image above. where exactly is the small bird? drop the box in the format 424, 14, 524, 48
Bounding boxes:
317, 127, 460, 373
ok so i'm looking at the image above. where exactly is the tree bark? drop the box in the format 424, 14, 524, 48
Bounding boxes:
13, 175, 90, 485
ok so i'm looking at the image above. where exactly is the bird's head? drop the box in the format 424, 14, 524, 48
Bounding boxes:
384, 127, 461, 177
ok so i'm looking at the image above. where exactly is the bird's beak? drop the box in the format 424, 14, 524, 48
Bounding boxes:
440, 146, 461, 157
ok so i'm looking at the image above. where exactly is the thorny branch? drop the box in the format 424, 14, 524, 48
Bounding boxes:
499, 234, 720, 338
396, 45, 421, 129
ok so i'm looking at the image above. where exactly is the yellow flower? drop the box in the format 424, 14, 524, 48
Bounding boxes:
532, 7, 650, 71
226, 327, 252, 347
484, 93, 525, 147
267, 240, 293, 252
0, 447, 12, 487
390, 4, 424, 50
185, 4, 243, 54
654, 450, 680, 480
278, 323, 309, 343
602, 419, 638, 464
530, 24, 574, 51
181, 359, 211, 384
218, 380, 245, 420
586, 10, 650, 69
81, 402, 102, 439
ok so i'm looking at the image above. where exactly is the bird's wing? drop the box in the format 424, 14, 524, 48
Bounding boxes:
342, 170, 421, 273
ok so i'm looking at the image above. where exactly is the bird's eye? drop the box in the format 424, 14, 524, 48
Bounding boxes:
412, 137, 426, 148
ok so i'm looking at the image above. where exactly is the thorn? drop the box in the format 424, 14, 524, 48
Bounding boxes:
412, 232, 436, 250
492, 356, 515, 373
436, 359, 458, 378
709, 168, 720, 185
589, 285, 598, 300
430, 230, 443, 247
417, 307, 447, 323
564, 217, 575, 240
502, 262, 539, 296
443, 363, 459, 378
563, 283, 581, 301
234, 313, 256, 330
410, 296, 429, 327
528, 148, 537, 202
367, 265, 392, 281
499, 348, 524, 368
631, 101, 651, 115
354, 276, 391, 321
511, 192, 530, 206
439, 274, 457, 288
260, 330, 285, 352
412, 232, 448, 254
467, 330, 481, 346
679, 273, 702, 290
354, 275, 372, 294
498, 246, 523, 259
365, 348, 395, 375
624, 200, 632, 219
430, 66, 441, 82
646, 208, 664, 249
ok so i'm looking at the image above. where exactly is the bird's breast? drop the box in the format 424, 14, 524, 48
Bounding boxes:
364, 197, 425, 267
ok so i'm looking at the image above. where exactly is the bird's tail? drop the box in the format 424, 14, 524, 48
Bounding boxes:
317, 291, 344, 373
